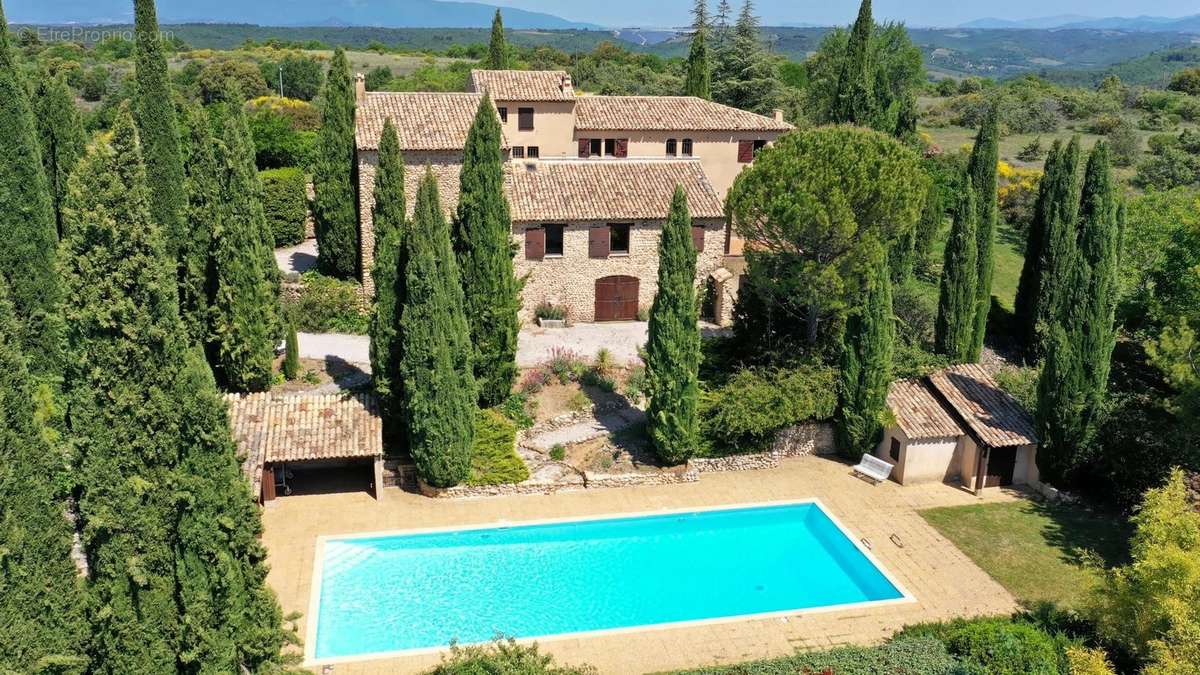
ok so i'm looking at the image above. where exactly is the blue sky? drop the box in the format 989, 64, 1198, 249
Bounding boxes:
489, 0, 1198, 28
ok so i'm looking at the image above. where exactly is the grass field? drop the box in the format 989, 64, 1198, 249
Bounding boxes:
920, 500, 1131, 609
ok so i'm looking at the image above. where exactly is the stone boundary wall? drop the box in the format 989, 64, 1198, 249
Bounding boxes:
415, 422, 833, 500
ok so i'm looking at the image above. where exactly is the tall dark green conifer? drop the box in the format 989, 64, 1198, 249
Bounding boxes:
34, 72, 86, 238
314, 48, 359, 278
685, 1, 712, 99
913, 181, 944, 274
1014, 137, 1082, 355
935, 183, 979, 361
836, 249, 894, 457
210, 107, 280, 393
369, 121, 407, 436
179, 105, 221, 346
487, 9, 508, 70
0, 1, 63, 378
61, 107, 288, 674
401, 170, 476, 488
133, 0, 185, 262
832, 0, 875, 126
453, 95, 520, 407
1034, 137, 1084, 355
967, 103, 1000, 361
0, 277, 88, 674
646, 186, 702, 465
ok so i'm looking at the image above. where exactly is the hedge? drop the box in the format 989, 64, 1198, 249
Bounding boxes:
283, 272, 368, 334
260, 167, 308, 247
699, 366, 837, 454
467, 408, 529, 486
672, 637, 960, 674
897, 618, 1063, 675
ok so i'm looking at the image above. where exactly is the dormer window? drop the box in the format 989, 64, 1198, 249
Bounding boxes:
682, 139, 693, 157
666, 139, 677, 156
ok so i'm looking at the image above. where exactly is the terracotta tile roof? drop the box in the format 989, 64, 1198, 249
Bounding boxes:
888, 379, 967, 440
574, 96, 793, 132
356, 92, 506, 151
469, 69, 574, 101
928, 364, 1038, 448
504, 159, 725, 222
225, 392, 383, 495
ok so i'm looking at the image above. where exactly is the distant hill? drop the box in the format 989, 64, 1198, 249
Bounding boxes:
1045, 45, 1200, 88
962, 14, 1200, 33
6, 0, 599, 30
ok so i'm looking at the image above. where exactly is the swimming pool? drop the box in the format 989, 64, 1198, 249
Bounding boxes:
308, 500, 911, 663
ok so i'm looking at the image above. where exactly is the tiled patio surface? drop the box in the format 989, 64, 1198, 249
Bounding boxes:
260, 454, 1023, 674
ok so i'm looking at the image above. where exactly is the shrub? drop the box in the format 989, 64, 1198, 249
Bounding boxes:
467, 409, 528, 486
624, 365, 647, 403
568, 391, 590, 412
80, 65, 109, 101
549, 444, 566, 461
672, 637, 959, 674
520, 368, 550, 395
427, 638, 595, 675
899, 618, 1062, 675
1065, 646, 1116, 675
282, 323, 300, 380
700, 366, 837, 454
245, 96, 321, 131
534, 302, 567, 321
248, 109, 317, 169
1017, 137, 1044, 162
545, 347, 584, 384
259, 167, 308, 247
197, 57, 270, 103
283, 272, 369, 334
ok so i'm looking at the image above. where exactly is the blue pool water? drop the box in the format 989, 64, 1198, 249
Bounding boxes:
314, 502, 905, 660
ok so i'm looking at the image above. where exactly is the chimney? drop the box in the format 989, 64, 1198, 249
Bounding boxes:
560, 73, 574, 96
773, 109, 784, 123
355, 73, 366, 105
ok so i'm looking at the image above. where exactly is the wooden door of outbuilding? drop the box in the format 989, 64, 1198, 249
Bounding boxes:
594, 276, 639, 321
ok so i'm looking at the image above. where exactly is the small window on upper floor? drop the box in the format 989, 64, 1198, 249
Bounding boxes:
590, 138, 602, 157
682, 138, 693, 156
666, 139, 677, 156
545, 224, 564, 256
498, 106, 508, 123
512, 146, 525, 159
753, 139, 768, 153
609, 223, 631, 255
527, 146, 540, 159
604, 138, 616, 156
518, 107, 534, 131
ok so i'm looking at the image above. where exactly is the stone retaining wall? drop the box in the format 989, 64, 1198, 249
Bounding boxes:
690, 423, 836, 474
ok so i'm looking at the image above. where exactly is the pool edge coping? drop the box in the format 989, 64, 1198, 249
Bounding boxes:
302, 497, 916, 667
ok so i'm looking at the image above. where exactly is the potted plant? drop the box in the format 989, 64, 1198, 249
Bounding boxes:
535, 302, 568, 328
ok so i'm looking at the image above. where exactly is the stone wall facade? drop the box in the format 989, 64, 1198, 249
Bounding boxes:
514, 217, 727, 324
357, 149, 464, 295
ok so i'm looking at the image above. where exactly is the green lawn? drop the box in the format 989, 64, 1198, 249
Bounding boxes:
912, 219, 1026, 313
920, 500, 1130, 609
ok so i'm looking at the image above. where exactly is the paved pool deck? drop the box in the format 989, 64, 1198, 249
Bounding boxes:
260, 454, 1022, 674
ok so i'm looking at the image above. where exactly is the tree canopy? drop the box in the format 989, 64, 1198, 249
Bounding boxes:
313, 48, 359, 278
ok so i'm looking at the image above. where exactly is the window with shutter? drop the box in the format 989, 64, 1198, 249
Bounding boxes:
588, 226, 610, 258
544, 224, 564, 256
578, 138, 589, 158
518, 107, 534, 130
590, 139, 602, 157
525, 227, 546, 260
604, 138, 616, 156
737, 140, 754, 163
691, 226, 705, 252
609, 223, 631, 255
615, 138, 628, 158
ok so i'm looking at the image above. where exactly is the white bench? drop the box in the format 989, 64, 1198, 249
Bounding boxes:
852, 454, 895, 484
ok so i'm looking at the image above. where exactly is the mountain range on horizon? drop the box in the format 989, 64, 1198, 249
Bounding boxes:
962, 13, 1200, 32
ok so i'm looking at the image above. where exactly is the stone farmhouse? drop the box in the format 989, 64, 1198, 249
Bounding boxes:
354, 69, 792, 324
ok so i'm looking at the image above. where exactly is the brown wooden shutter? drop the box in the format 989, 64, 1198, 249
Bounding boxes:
525, 227, 545, 260
737, 140, 754, 163
578, 138, 590, 158
614, 138, 628, 158
589, 226, 610, 258
692, 226, 705, 252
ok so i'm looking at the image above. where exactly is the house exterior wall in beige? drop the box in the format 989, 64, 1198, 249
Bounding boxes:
514, 217, 726, 324
956, 441, 1037, 489
576, 130, 787, 199
497, 101, 577, 158
876, 428, 965, 486
357, 149, 463, 294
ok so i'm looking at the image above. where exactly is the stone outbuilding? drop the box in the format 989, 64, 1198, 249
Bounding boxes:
879, 364, 1039, 493
225, 392, 384, 502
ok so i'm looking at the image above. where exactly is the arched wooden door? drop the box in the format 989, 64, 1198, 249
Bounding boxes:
595, 275, 639, 321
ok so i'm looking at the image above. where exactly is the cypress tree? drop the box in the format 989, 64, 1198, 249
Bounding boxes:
283, 321, 300, 380
0, 277, 88, 673
935, 183, 979, 361
487, 9, 508, 70
401, 170, 476, 488
210, 106, 280, 393
832, 0, 875, 126
836, 248, 894, 457
453, 95, 520, 407
61, 107, 288, 673
1035, 323, 1087, 485
1034, 138, 1084, 355
684, 1, 712, 99
1014, 137, 1082, 355
179, 105, 221, 346
369, 121, 407, 434
890, 221, 917, 284
967, 103, 1000, 361
913, 181, 944, 274
133, 0, 186, 264
34, 72, 86, 238
0, 1, 63, 379
646, 186, 702, 465
314, 48, 359, 278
